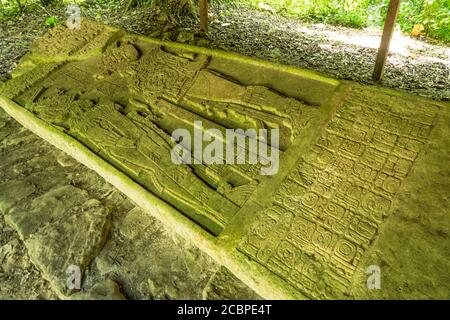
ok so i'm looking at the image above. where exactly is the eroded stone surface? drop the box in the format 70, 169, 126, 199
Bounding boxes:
0, 215, 57, 300
19, 196, 110, 296
93, 206, 219, 299
203, 267, 262, 300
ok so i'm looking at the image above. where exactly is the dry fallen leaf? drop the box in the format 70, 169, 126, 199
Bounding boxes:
411, 24, 424, 37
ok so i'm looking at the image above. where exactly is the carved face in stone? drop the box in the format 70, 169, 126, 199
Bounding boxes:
126, 46, 205, 99
100, 40, 141, 77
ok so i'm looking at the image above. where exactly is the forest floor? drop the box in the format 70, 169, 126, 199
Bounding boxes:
0, 2, 448, 100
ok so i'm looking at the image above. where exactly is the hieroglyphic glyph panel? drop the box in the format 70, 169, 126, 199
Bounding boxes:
238, 85, 441, 298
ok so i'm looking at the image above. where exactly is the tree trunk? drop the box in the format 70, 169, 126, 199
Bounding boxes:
199, 0, 208, 34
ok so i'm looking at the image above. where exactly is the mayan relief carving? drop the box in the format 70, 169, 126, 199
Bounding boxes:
2, 19, 450, 301
238, 86, 441, 299
3, 35, 319, 236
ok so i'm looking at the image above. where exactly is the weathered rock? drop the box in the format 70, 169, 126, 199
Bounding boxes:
56, 152, 78, 167
0, 180, 36, 215
203, 267, 262, 300
118, 207, 155, 240
5, 186, 110, 296
70, 279, 125, 300
95, 206, 217, 300
0, 110, 258, 300
0, 215, 57, 300
25, 200, 110, 296
0, 112, 258, 300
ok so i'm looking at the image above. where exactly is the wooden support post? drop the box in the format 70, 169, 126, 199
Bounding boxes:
372, 0, 401, 82
199, 0, 208, 34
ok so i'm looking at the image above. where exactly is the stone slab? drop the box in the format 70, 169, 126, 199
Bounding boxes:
1, 20, 449, 299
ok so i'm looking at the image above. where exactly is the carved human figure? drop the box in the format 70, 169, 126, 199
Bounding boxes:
124, 43, 315, 150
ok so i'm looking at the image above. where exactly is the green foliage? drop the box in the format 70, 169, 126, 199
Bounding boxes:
396, 0, 450, 41
44, 15, 59, 27
223, 0, 449, 42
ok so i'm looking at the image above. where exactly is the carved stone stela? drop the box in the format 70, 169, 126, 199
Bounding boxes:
0, 21, 445, 299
